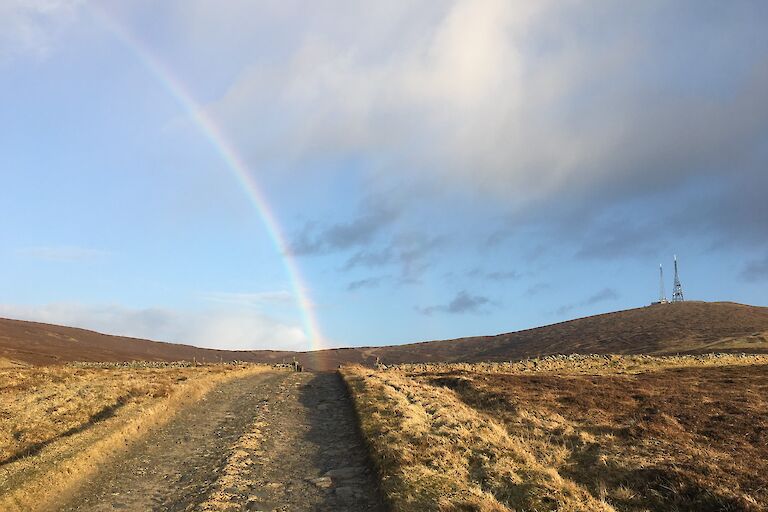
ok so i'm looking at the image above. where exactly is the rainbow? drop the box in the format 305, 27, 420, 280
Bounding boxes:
96, 10, 325, 352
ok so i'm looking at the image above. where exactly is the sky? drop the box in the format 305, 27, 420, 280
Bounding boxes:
1, 0, 767, 351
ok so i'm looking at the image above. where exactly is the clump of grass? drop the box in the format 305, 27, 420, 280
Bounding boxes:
341, 366, 614, 512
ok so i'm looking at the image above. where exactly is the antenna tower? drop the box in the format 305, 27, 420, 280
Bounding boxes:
659, 264, 667, 303
672, 255, 684, 302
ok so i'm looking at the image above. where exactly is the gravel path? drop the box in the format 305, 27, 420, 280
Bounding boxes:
59, 371, 384, 512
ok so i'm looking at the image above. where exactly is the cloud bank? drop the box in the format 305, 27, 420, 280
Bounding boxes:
202, 0, 768, 281
0, 302, 309, 351
212, 0, 768, 213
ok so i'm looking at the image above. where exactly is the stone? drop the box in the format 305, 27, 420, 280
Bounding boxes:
324, 466, 366, 480
307, 476, 334, 489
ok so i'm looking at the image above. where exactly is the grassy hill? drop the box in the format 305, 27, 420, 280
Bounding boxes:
364, 300, 768, 362
2, 301, 768, 370
0, 317, 294, 367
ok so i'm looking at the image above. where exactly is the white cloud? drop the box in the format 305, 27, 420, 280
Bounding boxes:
0, 0, 85, 62
201, 0, 767, 212
0, 302, 309, 351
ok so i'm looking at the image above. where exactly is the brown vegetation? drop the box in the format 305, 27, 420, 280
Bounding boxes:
353, 302, 768, 368
4, 302, 768, 371
341, 366, 613, 511
0, 363, 272, 512
0, 316, 294, 366
342, 354, 768, 511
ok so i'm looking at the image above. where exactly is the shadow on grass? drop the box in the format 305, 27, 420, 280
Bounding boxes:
1, 396, 129, 467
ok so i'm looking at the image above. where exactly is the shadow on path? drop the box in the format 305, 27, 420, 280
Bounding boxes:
297, 372, 386, 511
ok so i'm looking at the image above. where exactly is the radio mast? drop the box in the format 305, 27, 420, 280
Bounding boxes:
672, 255, 684, 302
659, 264, 667, 303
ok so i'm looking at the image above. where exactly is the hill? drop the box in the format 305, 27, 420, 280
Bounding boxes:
0, 317, 294, 367
2, 302, 768, 370
297, 301, 768, 370
365, 300, 768, 360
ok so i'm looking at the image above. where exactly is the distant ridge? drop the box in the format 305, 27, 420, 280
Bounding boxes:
357, 301, 768, 366
0, 317, 294, 367
2, 302, 767, 371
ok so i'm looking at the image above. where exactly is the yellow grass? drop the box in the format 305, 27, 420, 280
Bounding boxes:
0, 363, 273, 512
345, 354, 768, 511
341, 365, 614, 512
0, 357, 26, 369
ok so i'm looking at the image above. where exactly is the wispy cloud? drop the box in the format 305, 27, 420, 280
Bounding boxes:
555, 288, 619, 317
291, 197, 399, 255
0, 0, 84, 62
742, 254, 768, 282
466, 268, 521, 281
347, 276, 387, 291
418, 290, 492, 316
345, 234, 443, 283
525, 282, 551, 296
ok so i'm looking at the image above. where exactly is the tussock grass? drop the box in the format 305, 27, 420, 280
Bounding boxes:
346, 354, 768, 511
0, 363, 273, 512
341, 365, 614, 512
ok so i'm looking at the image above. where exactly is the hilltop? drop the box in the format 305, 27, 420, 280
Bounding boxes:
2, 301, 767, 370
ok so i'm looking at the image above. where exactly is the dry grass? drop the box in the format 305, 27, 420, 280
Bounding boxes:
341, 366, 614, 512
0, 362, 273, 512
343, 354, 768, 511
0, 358, 26, 369
393, 353, 768, 376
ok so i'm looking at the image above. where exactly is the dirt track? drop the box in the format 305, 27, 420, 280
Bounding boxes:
59, 371, 384, 511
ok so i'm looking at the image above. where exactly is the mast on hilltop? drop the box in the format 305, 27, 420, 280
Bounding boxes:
659, 264, 667, 303
672, 255, 685, 302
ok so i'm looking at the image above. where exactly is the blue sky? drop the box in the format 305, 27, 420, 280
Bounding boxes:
1, 1, 767, 351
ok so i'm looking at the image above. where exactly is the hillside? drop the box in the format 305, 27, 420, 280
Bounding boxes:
0, 317, 294, 367
297, 301, 768, 370
2, 302, 768, 371
349, 301, 768, 367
